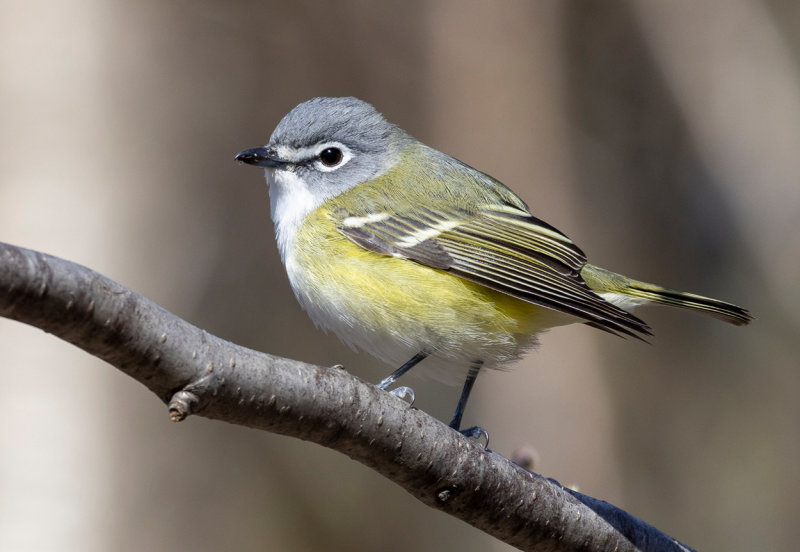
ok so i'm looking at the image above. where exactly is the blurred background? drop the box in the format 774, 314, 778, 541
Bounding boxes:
1, 1, 798, 550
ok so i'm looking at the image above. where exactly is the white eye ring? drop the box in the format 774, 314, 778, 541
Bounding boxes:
314, 142, 352, 172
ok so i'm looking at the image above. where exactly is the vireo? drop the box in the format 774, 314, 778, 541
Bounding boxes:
236, 97, 751, 437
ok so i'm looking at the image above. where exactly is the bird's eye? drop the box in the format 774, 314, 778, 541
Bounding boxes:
319, 147, 343, 167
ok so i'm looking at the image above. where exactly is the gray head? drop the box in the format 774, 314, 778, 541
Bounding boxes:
270, 97, 395, 154
237, 97, 402, 185
235, 97, 407, 261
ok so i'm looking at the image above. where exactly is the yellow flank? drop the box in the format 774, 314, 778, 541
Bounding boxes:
289, 203, 575, 368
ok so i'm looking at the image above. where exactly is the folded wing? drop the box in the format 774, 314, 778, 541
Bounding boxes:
335, 203, 652, 339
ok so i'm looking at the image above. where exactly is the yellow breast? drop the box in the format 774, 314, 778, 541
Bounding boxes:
285, 204, 575, 372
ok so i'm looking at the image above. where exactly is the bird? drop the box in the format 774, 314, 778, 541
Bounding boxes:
235, 96, 751, 439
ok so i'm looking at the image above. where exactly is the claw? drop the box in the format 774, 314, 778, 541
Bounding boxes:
389, 386, 415, 406
458, 425, 489, 448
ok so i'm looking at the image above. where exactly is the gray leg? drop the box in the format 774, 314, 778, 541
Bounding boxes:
449, 360, 481, 430
377, 352, 428, 390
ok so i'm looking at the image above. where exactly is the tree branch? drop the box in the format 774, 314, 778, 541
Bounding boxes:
0, 241, 693, 552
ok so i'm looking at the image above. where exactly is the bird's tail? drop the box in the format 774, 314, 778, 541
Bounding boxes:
581, 264, 752, 326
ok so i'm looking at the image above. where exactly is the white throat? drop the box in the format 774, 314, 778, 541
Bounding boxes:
266, 169, 320, 264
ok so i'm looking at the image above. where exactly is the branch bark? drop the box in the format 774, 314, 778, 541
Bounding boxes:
0, 241, 693, 552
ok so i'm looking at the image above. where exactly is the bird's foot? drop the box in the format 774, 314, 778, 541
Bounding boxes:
388, 385, 415, 406
454, 425, 489, 448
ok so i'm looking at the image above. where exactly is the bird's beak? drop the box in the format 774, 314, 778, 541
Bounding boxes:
235, 147, 287, 168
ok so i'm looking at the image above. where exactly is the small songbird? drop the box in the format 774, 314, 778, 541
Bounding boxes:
236, 97, 751, 438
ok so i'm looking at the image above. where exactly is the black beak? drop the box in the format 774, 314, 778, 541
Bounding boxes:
235, 147, 287, 168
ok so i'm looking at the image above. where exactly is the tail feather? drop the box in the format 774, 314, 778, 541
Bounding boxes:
581, 264, 753, 326
616, 282, 752, 326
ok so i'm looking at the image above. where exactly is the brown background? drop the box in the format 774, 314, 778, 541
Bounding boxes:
1, 1, 798, 551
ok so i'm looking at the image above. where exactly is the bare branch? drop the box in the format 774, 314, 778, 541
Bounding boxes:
0, 241, 694, 552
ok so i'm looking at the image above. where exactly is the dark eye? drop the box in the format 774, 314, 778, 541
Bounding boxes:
319, 147, 343, 167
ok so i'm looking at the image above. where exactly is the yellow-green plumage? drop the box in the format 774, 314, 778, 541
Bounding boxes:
284, 139, 750, 380
240, 96, 751, 389
290, 200, 571, 379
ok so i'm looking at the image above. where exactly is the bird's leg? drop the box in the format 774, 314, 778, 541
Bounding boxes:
449, 360, 482, 429
377, 352, 428, 403
377, 352, 428, 389
450, 360, 489, 446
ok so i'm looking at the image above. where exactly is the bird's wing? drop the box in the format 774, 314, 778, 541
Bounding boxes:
334, 203, 651, 338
